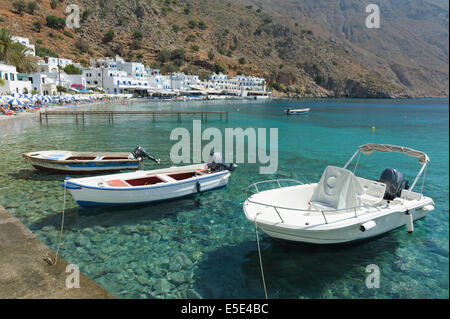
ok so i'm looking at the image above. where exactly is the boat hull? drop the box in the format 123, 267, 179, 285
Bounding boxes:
65, 171, 230, 207
30, 162, 140, 174
23, 151, 141, 174
250, 207, 431, 244
285, 108, 310, 115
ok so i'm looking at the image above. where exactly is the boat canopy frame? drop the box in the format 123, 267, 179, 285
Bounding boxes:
343, 143, 429, 199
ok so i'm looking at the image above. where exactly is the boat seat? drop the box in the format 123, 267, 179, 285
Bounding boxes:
106, 179, 130, 187
357, 177, 386, 206
195, 169, 206, 176
156, 174, 176, 183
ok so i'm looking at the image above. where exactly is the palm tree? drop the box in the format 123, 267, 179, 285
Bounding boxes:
8, 44, 37, 73
0, 28, 37, 73
0, 28, 16, 63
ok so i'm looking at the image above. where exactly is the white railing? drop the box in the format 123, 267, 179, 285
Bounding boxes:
245, 179, 370, 224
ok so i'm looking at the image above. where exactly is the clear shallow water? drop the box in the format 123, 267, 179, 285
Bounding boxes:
0, 98, 448, 299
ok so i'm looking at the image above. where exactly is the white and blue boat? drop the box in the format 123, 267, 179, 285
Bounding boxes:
23, 146, 159, 174
285, 107, 310, 115
62, 153, 236, 207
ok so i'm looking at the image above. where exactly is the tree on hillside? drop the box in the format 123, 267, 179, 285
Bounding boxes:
32, 21, 42, 32
170, 48, 185, 66
26, 1, 37, 15
208, 49, 215, 61
0, 28, 37, 73
103, 29, 115, 43
12, 1, 26, 15
63, 64, 82, 75
214, 62, 226, 74
46, 15, 66, 29
157, 49, 171, 63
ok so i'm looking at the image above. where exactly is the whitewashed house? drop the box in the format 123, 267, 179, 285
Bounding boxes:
25, 73, 57, 96
37, 57, 74, 72
0, 62, 32, 95
12, 36, 36, 56
42, 72, 86, 92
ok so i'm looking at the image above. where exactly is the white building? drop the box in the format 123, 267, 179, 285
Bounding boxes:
202, 73, 266, 95
25, 74, 57, 96
42, 72, 86, 92
236, 75, 266, 92
84, 56, 162, 94
37, 57, 74, 72
83, 68, 107, 90
0, 62, 32, 95
12, 36, 35, 56
103, 74, 150, 94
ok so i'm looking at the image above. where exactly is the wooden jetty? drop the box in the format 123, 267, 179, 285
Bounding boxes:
39, 110, 228, 124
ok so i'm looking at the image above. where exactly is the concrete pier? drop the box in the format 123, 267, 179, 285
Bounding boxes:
0, 207, 114, 298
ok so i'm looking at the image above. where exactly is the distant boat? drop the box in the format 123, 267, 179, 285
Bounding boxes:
285, 108, 310, 115
23, 146, 159, 174
62, 152, 236, 207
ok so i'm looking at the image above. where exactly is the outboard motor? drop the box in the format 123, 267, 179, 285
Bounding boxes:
132, 146, 160, 163
379, 168, 409, 200
206, 152, 236, 172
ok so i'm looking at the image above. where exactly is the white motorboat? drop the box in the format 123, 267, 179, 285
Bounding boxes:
285, 108, 310, 115
63, 153, 235, 207
243, 144, 435, 244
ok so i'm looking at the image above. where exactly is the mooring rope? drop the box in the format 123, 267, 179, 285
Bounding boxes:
254, 213, 268, 299
44, 179, 67, 266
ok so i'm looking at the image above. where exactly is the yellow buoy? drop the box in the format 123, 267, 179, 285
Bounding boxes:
371, 126, 376, 131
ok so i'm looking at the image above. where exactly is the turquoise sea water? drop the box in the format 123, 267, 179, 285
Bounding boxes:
0, 98, 448, 298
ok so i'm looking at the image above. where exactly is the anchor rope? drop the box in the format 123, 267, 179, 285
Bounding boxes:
420, 165, 428, 196
254, 213, 268, 299
46, 179, 67, 266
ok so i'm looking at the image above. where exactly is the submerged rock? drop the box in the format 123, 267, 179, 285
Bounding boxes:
137, 275, 150, 286
168, 272, 186, 285
74, 234, 90, 247
186, 289, 203, 299
171, 252, 193, 270
152, 279, 175, 295
93, 225, 107, 233
121, 225, 138, 234
41, 225, 56, 232
148, 232, 161, 243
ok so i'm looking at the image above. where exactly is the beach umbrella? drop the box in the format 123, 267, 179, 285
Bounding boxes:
11, 93, 23, 98
8, 98, 23, 106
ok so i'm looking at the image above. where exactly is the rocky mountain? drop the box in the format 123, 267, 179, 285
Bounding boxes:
0, 0, 448, 97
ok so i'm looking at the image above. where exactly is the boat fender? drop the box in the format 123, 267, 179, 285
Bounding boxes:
196, 181, 202, 193
405, 210, 414, 233
422, 205, 434, 212
360, 220, 376, 232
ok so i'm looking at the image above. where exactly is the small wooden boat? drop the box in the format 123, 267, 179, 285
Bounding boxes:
23, 146, 159, 174
63, 152, 236, 207
285, 108, 310, 115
